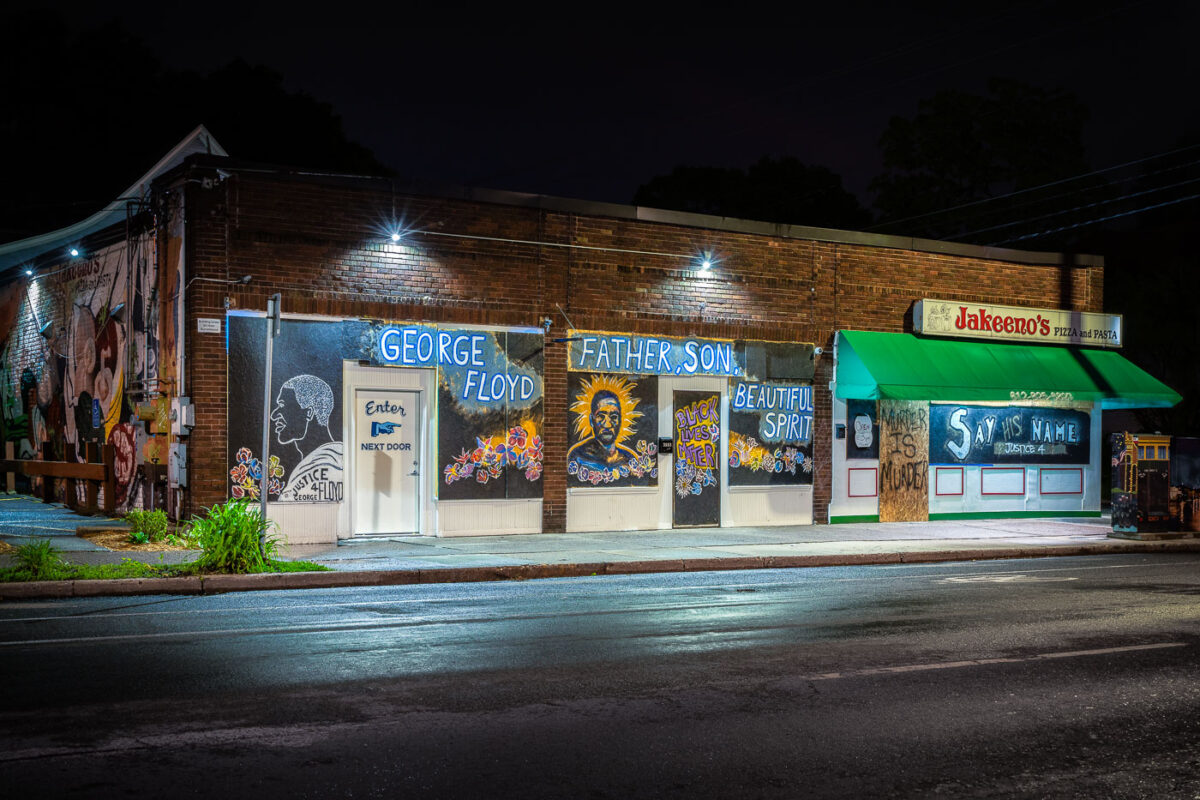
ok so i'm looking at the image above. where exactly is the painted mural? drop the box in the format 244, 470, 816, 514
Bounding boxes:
929, 404, 1091, 465
845, 399, 879, 460
226, 318, 545, 504
0, 235, 161, 510
227, 317, 345, 503
672, 390, 721, 526
566, 373, 658, 487
728, 381, 813, 486
437, 330, 544, 501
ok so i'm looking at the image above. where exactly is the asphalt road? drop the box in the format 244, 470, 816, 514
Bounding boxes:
4, 554, 1200, 798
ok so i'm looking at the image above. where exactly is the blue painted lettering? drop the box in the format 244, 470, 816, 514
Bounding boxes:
379, 328, 402, 362
682, 341, 699, 374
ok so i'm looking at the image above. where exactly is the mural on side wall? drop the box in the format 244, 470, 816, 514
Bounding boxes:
728, 381, 813, 486
438, 330, 544, 501
0, 235, 160, 510
566, 373, 658, 486
227, 317, 345, 503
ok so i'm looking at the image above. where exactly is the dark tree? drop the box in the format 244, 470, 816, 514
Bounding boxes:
0, 10, 390, 242
870, 78, 1090, 242
634, 157, 871, 230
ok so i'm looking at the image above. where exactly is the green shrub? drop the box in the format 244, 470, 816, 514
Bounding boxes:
127, 530, 150, 545
187, 499, 279, 574
125, 509, 169, 542
164, 532, 199, 549
14, 539, 68, 581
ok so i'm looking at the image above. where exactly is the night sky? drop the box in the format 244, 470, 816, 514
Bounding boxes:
29, 1, 1200, 207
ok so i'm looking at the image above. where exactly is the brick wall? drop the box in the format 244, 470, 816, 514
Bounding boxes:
176, 164, 1105, 527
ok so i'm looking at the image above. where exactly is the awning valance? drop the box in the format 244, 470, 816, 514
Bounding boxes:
836, 330, 1180, 409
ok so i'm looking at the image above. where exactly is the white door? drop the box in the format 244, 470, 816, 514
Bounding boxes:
354, 389, 421, 535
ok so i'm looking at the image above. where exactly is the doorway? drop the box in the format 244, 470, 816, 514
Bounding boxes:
672, 389, 722, 527
353, 389, 422, 535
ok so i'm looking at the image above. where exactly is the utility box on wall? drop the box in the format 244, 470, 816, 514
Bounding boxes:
171, 396, 194, 435
168, 442, 188, 488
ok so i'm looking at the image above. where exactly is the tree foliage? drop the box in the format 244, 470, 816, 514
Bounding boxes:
0, 10, 390, 242
634, 156, 871, 230
870, 78, 1090, 241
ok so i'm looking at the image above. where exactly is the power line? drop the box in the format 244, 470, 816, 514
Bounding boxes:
953, 174, 1200, 240
989, 192, 1200, 245
867, 141, 1200, 232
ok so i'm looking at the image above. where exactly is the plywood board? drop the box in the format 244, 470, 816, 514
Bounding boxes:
878, 399, 929, 522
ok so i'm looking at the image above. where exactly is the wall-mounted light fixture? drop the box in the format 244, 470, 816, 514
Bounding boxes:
39, 321, 54, 338
68, 247, 80, 258
24, 268, 33, 277
109, 302, 126, 322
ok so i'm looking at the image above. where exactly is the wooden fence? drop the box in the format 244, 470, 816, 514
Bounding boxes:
1, 441, 116, 515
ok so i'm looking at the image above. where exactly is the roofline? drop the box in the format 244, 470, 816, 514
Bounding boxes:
168, 154, 1104, 269
0, 126, 227, 275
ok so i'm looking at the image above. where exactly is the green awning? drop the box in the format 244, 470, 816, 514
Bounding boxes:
837, 330, 1180, 409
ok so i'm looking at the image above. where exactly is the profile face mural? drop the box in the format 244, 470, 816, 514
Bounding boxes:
227, 318, 544, 504
273, 375, 344, 502
227, 318, 345, 503
567, 373, 658, 486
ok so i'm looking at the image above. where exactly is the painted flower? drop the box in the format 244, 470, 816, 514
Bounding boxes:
508, 426, 527, 448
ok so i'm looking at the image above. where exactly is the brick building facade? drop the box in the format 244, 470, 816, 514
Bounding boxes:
4, 140, 1175, 543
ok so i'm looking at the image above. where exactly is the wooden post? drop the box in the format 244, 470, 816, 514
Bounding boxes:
64, 442, 78, 511
4, 441, 13, 494
84, 442, 100, 514
40, 442, 54, 504
101, 444, 116, 515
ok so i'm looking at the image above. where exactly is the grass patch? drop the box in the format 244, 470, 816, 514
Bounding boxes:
0, 538, 331, 583
267, 560, 330, 573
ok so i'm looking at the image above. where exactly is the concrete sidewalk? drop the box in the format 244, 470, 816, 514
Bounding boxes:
3, 492, 1200, 597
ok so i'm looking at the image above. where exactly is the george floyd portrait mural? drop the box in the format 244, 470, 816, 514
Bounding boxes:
227, 317, 345, 503
566, 372, 658, 486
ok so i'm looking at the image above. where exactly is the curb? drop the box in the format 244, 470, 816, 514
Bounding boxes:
3, 540, 1200, 599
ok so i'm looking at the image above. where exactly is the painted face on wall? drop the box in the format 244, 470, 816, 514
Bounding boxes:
591, 392, 621, 448
272, 386, 310, 445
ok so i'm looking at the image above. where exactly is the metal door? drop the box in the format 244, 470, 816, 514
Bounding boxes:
672, 390, 721, 527
354, 389, 421, 535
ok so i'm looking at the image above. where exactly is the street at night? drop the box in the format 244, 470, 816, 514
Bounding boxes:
4, 554, 1200, 798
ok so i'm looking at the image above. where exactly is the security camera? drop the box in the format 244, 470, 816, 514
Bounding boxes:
813, 346, 824, 356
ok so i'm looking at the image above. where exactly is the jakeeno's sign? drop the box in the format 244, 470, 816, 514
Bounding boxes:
914, 299, 1122, 348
